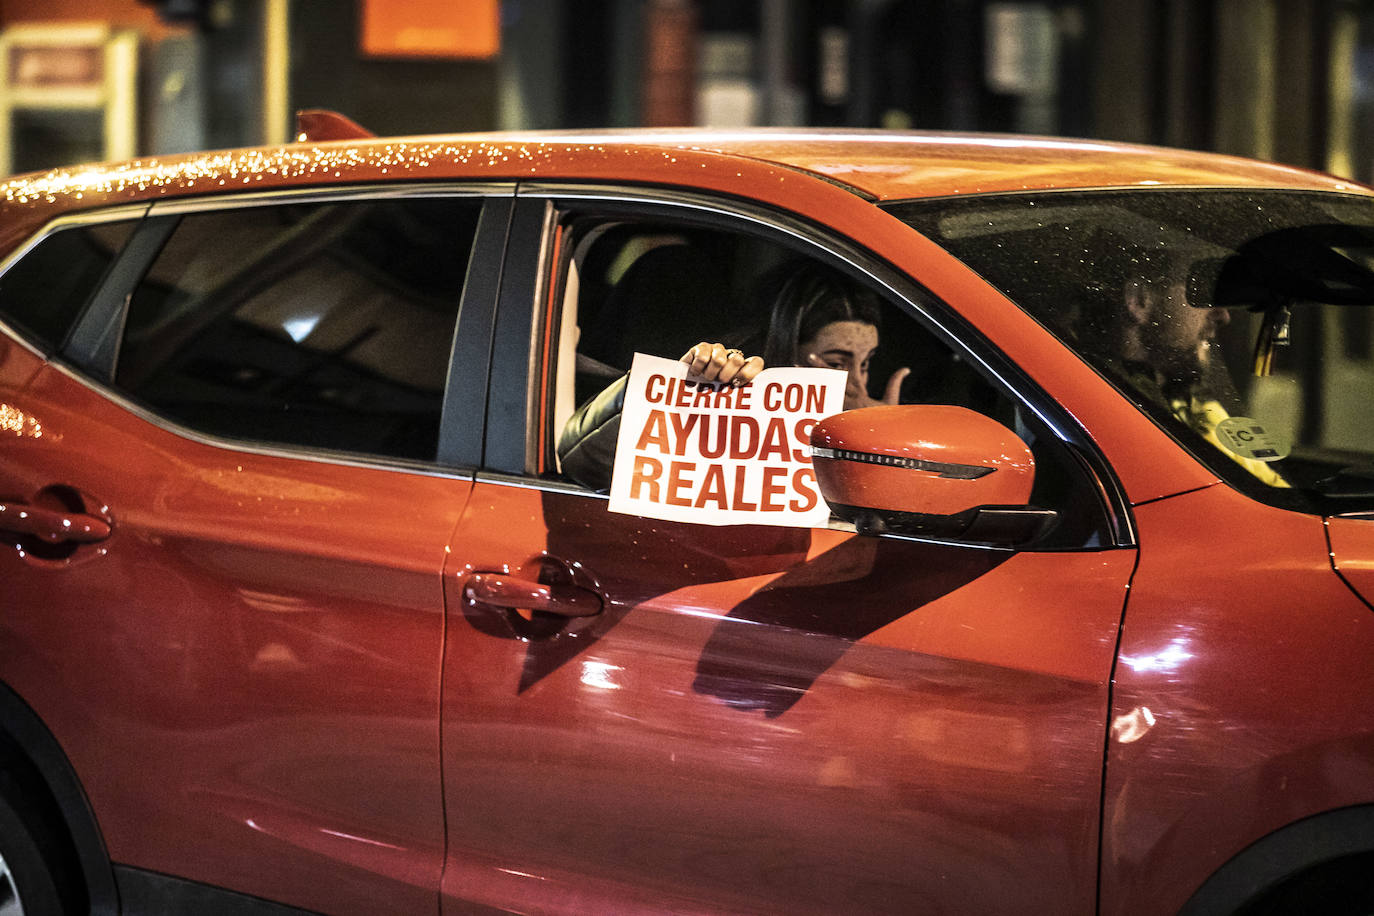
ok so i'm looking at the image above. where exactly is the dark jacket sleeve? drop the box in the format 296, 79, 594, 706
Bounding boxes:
556, 374, 628, 491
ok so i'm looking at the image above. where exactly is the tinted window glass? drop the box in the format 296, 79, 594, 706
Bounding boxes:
892, 190, 1374, 516
116, 198, 480, 460
0, 219, 139, 351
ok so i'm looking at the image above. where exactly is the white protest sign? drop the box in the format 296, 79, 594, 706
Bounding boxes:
608, 353, 847, 527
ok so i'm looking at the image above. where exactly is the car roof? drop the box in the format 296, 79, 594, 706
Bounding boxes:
467, 128, 1367, 200
2, 128, 1368, 255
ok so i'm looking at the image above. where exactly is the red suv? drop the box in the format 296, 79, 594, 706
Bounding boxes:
2, 116, 1374, 915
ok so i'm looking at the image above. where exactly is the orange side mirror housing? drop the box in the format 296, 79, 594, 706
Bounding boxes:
810, 405, 1055, 545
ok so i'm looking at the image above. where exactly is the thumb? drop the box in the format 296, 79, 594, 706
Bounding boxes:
882, 367, 911, 404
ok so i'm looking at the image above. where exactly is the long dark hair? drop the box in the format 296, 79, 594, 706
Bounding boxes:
756, 262, 883, 367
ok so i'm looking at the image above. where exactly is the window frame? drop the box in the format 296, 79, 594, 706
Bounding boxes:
39, 183, 515, 472
485, 183, 1136, 550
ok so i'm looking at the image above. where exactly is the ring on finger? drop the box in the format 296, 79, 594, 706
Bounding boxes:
725, 348, 745, 361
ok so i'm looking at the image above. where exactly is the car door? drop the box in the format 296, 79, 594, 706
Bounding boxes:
438, 191, 1136, 915
0, 189, 509, 914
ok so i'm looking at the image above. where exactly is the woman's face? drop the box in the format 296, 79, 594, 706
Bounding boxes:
798, 319, 879, 407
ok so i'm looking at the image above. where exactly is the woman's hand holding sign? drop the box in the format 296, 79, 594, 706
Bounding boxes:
682, 342, 766, 386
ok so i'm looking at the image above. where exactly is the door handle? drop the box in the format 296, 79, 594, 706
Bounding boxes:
0, 501, 111, 544
464, 573, 603, 618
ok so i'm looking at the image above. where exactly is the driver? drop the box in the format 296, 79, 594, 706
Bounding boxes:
1102, 249, 1287, 487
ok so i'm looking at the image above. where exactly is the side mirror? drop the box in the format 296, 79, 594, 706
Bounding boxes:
810, 405, 1057, 547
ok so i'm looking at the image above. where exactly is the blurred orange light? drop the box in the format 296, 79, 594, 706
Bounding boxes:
360, 0, 500, 60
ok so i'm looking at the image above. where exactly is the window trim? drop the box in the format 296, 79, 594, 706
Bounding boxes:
486, 183, 1136, 550
41, 358, 480, 480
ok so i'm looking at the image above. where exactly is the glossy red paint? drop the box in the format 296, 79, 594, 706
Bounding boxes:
1102, 484, 1374, 914
810, 404, 1035, 515
440, 480, 1131, 915
538, 130, 1358, 200
294, 109, 377, 143
1, 360, 470, 914
1328, 516, 1374, 608
0, 331, 42, 393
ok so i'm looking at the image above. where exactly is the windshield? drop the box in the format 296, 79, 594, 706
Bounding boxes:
889, 189, 1374, 516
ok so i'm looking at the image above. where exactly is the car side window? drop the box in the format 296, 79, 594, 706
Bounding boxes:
0, 218, 140, 352
112, 198, 480, 461
551, 219, 995, 461
546, 215, 1111, 548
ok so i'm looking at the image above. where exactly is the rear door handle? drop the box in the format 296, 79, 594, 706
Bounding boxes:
0, 501, 111, 544
464, 573, 603, 618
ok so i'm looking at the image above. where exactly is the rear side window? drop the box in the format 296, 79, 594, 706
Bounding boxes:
114, 198, 480, 460
0, 219, 139, 351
